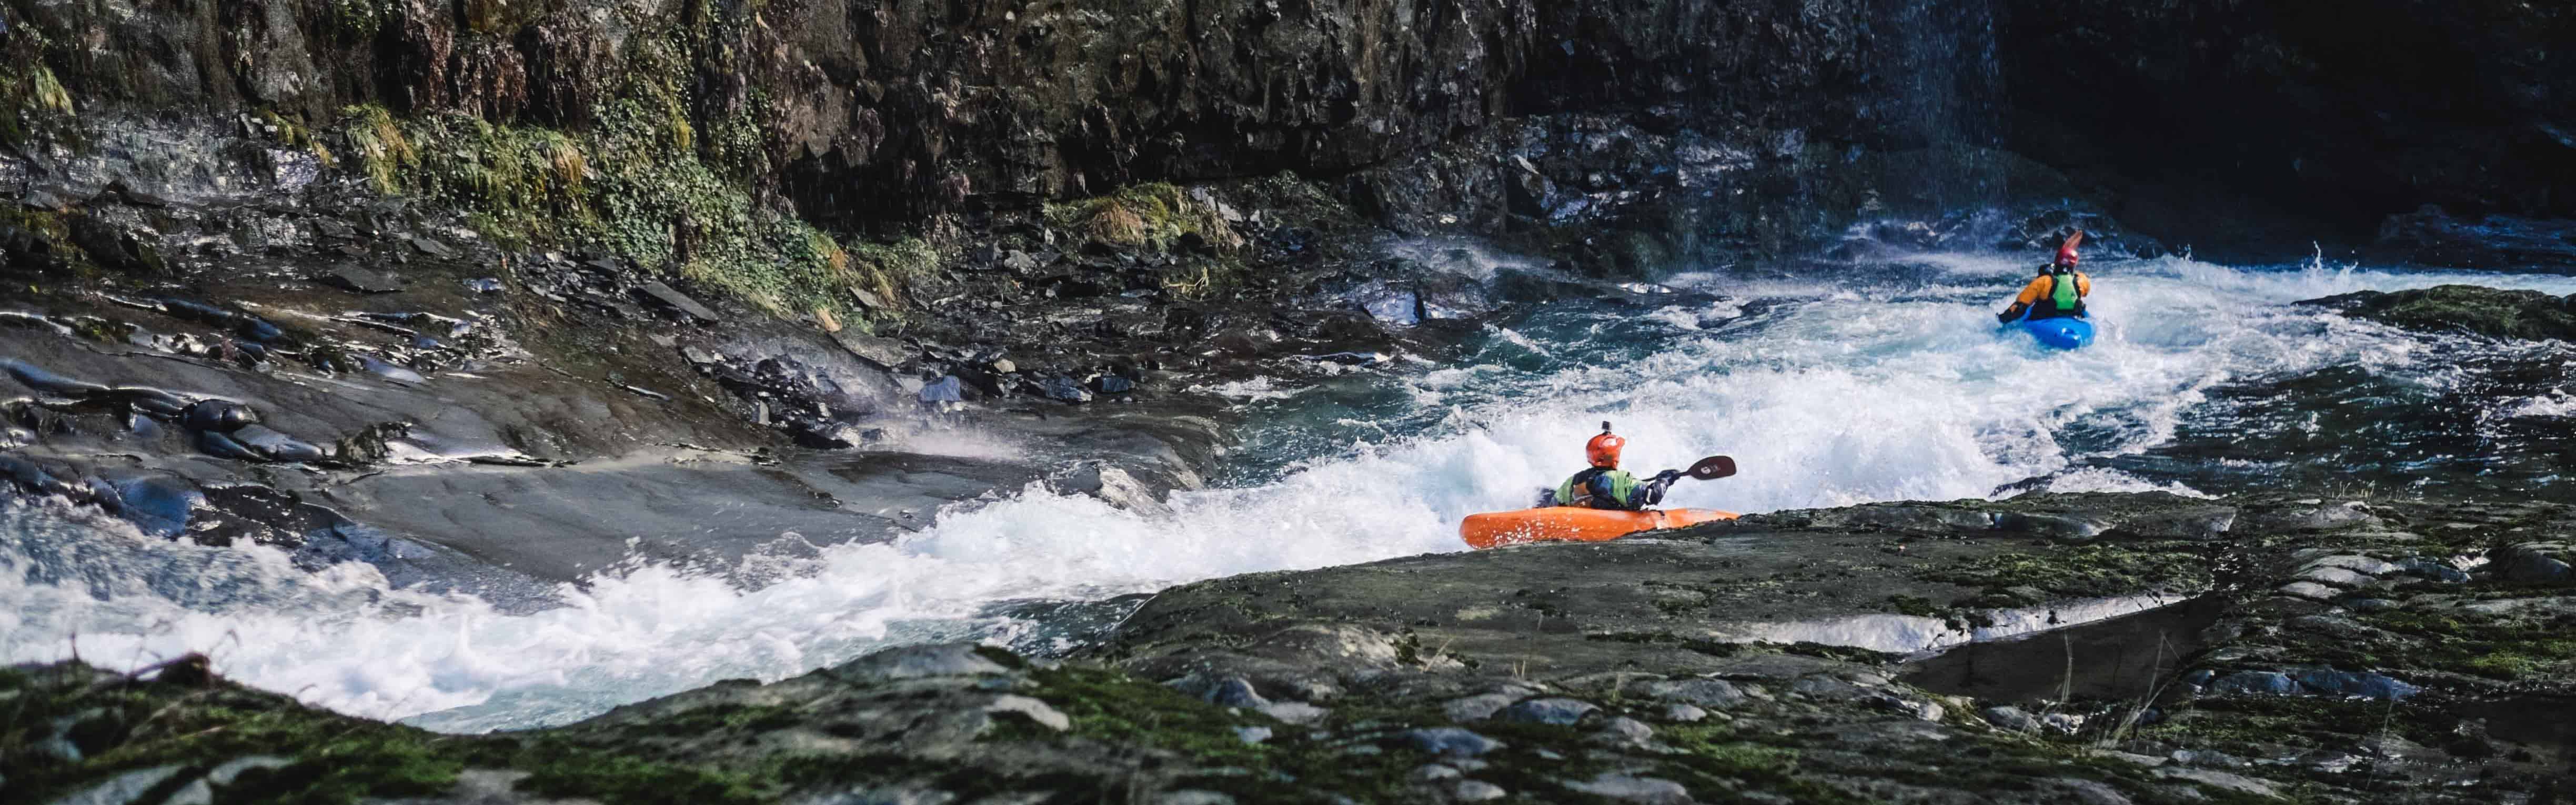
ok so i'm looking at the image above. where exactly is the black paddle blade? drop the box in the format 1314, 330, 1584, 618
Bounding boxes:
1686, 455, 1736, 480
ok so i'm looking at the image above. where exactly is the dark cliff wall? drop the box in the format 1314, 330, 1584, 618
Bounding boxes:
2003, 0, 2576, 255
6, 0, 2570, 260
1, 0, 1898, 223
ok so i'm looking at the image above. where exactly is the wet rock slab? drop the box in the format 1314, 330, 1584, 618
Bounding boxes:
2302, 284, 2576, 342
1111, 491, 2252, 683
12, 491, 2572, 803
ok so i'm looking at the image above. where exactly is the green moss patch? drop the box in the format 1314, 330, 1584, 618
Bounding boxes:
1914, 542, 2212, 599
2356, 607, 2576, 681
1007, 665, 1273, 767
1044, 182, 1241, 253
1043, 182, 1249, 300
2329, 285, 2576, 342
2, 661, 469, 804
509, 751, 770, 805
318, 3, 938, 325
2144, 695, 2489, 759
329, 98, 897, 321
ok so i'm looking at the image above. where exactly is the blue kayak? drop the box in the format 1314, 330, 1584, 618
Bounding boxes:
2012, 313, 2095, 350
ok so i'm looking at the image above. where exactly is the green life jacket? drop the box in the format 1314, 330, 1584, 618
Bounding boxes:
1557, 467, 1642, 510
2047, 271, 2082, 313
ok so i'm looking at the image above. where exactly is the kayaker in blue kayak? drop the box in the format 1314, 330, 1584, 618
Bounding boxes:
1543, 422, 1683, 510
1998, 230, 2091, 324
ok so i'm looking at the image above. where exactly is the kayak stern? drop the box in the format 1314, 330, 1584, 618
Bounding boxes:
2016, 316, 2095, 350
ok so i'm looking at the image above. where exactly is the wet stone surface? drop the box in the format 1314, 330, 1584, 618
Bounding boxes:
7, 490, 2573, 803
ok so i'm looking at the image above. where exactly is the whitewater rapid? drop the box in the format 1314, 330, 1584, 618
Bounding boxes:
8, 251, 2575, 732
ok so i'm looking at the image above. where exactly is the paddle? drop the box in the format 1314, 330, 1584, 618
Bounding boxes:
1681, 455, 1736, 481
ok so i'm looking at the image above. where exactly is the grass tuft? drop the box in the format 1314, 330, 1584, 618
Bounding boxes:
1046, 183, 1243, 252
28, 66, 75, 116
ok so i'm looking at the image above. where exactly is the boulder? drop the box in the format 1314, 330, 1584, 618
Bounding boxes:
1638, 678, 1746, 709
828, 643, 1014, 682
1403, 727, 1503, 757
2208, 671, 2303, 697
1443, 693, 1517, 722
2289, 670, 2419, 701
1563, 772, 1691, 804
1497, 698, 1597, 726
2491, 542, 2572, 584
67, 212, 167, 275
635, 281, 721, 324
180, 400, 259, 433
1591, 716, 1654, 745
314, 266, 405, 294
2304, 285, 2576, 343
1981, 706, 2039, 732
228, 425, 326, 463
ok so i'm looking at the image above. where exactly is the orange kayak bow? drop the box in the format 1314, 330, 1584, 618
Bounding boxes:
1460, 507, 1740, 549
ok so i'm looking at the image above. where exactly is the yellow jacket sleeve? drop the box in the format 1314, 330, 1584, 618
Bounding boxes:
2014, 276, 2049, 305
2077, 273, 2091, 297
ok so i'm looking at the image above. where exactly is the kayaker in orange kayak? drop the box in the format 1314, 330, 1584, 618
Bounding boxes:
1997, 230, 2091, 324
1546, 422, 1683, 510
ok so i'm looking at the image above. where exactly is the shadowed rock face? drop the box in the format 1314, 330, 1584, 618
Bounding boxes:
3, 0, 1886, 221
9, 491, 2570, 803
15, 0, 2573, 269
2001, 0, 2576, 258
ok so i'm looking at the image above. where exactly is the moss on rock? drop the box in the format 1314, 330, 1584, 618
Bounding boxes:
329, 92, 881, 323
2311, 285, 2576, 341
1913, 542, 2215, 599
1045, 183, 1243, 253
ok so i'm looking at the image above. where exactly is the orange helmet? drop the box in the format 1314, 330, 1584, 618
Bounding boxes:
1585, 421, 1625, 468
2054, 229, 2086, 268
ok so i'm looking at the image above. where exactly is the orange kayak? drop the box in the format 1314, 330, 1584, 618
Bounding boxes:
1460, 507, 1740, 549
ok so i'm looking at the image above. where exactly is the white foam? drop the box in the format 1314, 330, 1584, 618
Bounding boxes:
1716, 594, 2175, 655
1188, 376, 1310, 402
2495, 389, 2576, 420
7, 252, 2557, 733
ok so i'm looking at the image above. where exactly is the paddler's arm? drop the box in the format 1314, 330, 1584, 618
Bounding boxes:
1998, 276, 2046, 323
1634, 470, 1683, 507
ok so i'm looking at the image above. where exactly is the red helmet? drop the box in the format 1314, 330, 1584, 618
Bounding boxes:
1585, 422, 1625, 468
2055, 229, 2086, 268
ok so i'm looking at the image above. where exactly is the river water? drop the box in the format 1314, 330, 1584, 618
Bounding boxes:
6, 248, 2574, 732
